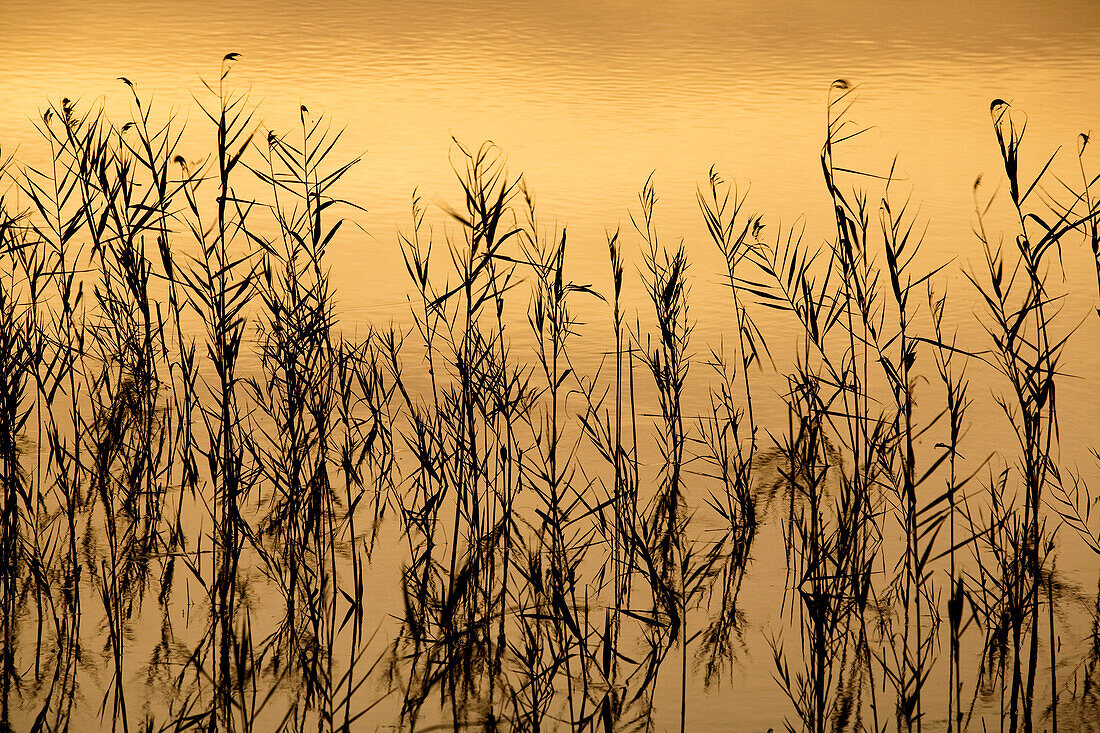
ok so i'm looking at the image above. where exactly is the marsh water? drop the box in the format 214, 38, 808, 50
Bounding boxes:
3, 1, 1100, 731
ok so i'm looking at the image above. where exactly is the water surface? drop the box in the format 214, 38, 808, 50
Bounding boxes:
3, 1, 1100, 730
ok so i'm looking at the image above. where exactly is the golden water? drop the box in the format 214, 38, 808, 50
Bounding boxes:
3, 1, 1100, 730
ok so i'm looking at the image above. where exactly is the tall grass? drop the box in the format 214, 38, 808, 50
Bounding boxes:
1, 61, 1099, 733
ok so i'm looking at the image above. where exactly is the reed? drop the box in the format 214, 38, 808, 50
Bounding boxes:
3, 61, 1100, 733
962, 99, 1075, 733
0, 154, 33, 733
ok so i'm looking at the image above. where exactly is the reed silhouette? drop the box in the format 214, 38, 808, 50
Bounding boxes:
0, 61, 1098, 733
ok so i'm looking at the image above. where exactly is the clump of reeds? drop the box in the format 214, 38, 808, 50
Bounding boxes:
5, 57, 1100, 733
686, 168, 764, 693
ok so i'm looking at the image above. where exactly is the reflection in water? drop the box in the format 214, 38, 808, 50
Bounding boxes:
1075, 578, 1100, 726
3, 0, 1100, 337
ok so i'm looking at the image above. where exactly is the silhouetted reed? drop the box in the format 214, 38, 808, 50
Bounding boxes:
3, 61, 1100, 733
